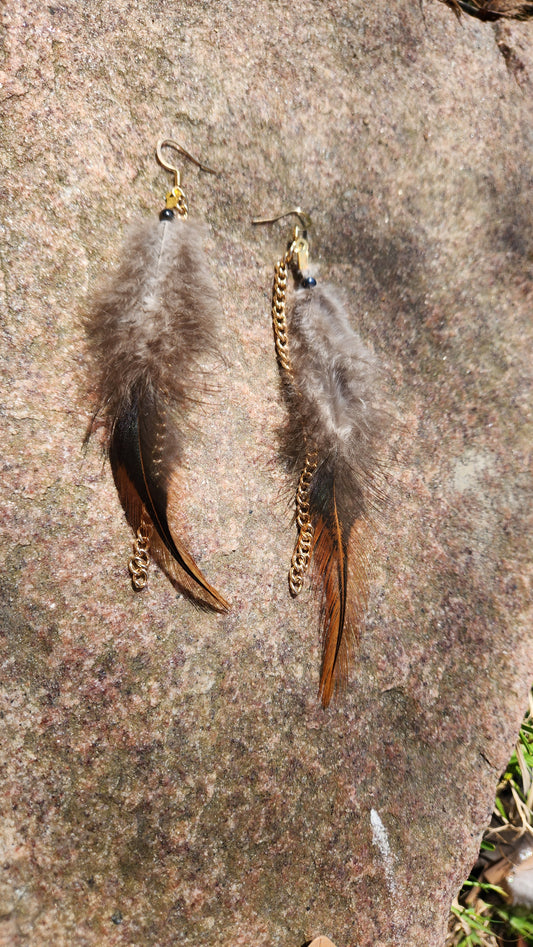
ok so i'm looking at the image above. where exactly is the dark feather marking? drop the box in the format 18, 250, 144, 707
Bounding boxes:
109, 385, 199, 585
439, 0, 533, 19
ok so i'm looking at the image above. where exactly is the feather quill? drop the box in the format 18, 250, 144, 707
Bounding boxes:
86, 215, 229, 610
280, 282, 388, 706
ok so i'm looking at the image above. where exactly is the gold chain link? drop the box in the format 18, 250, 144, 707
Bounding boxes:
289, 450, 318, 595
271, 251, 294, 376
271, 246, 317, 596
128, 511, 152, 591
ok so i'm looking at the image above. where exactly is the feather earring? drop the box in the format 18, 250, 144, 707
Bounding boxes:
86, 139, 229, 611
253, 209, 389, 706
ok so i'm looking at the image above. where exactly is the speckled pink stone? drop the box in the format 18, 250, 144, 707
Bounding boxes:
1, 3, 532, 945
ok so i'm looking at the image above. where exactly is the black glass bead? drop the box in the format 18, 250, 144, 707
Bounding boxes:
159, 208, 175, 221
301, 276, 317, 289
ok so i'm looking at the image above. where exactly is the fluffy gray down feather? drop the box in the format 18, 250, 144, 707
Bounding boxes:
87, 216, 219, 440
283, 283, 387, 491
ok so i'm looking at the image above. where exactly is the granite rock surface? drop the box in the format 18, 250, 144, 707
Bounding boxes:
1, 2, 532, 945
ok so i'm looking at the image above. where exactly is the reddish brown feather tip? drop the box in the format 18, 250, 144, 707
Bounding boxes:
112, 455, 229, 611
313, 512, 371, 708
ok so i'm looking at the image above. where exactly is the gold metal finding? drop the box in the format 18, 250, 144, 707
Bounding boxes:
262, 211, 311, 378
253, 208, 311, 285
253, 209, 317, 595
128, 511, 152, 591
271, 258, 318, 594
289, 450, 318, 595
271, 252, 294, 375
252, 207, 311, 230
156, 138, 218, 220
164, 186, 188, 218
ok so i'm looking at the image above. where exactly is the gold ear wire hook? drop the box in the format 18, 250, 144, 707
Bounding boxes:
155, 139, 217, 218
155, 138, 217, 188
252, 207, 312, 231
252, 207, 312, 273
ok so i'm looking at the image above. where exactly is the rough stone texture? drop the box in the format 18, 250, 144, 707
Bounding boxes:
1, 2, 532, 945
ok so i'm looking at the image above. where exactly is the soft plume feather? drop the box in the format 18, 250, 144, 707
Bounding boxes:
86, 216, 229, 610
281, 283, 388, 706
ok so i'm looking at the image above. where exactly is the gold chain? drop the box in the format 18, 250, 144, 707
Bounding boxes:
271, 251, 294, 376
271, 246, 317, 596
289, 450, 318, 595
128, 511, 152, 591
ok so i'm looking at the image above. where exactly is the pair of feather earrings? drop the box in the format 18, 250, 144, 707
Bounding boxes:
86, 141, 388, 707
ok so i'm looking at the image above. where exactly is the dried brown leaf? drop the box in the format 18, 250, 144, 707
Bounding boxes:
483, 856, 511, 886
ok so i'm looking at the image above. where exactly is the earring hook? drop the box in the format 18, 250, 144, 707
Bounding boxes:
156, 138, 217, 188
252, 207, 312, 231
252, 208, 312, 273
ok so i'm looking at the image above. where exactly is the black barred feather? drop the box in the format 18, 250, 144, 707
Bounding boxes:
440, 0, 533, 19
86, 216, 229, 610
282, 283, 388, 706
